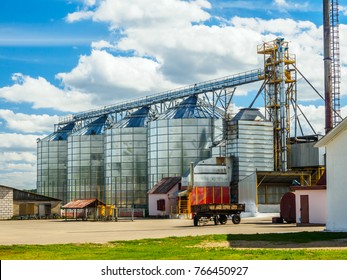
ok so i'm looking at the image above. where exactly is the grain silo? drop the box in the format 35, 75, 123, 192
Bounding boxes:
148, 95, 223, 188
37, 122, 74, 204
67, 116, 107, 202
225, 108, 274, 201
104, 107, 150, 208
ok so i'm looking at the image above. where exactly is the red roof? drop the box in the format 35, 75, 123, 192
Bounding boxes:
62, 199, 105, 209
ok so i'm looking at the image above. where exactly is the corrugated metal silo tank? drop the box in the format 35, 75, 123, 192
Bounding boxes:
148, 95, 223, 189
280, 192, 296, 223
37, 122, 75, 204
104, 107, 150, 209
290, 135, 325, 168
225, 108, 274, 202
67, 115, 108, 203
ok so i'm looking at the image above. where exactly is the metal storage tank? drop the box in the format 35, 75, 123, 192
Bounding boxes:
67, 116, 107, 202
225, 108, 274, 201
148, 95, 223, 188
105, 107, 150, 208
280, 192, 296, 223
290, 135, 325, 168
37, 122, 74, 204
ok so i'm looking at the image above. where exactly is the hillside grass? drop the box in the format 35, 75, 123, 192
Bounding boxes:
1, 232, 347, 260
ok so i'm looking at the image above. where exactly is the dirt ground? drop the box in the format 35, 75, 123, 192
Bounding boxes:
0, 215, 335, 246
194, 239, 347, 249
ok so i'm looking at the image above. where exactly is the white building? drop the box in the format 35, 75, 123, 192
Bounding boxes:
148, 177, 181, 217
290, 186, 327, 225
315, 118, 347, 231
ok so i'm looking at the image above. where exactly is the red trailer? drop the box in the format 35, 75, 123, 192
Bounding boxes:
190, 186, 245, 226
190, 186, 230, 205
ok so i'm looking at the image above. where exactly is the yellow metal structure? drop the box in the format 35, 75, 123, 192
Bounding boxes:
178, 197, 189, 215
257, 38, 297, 172
105, 205, 115, 216
186, 161, 195, 216
292, 166, 326, 185
256, 171, 312, 206
97, 205, 105, 217
176, 162, 195, 217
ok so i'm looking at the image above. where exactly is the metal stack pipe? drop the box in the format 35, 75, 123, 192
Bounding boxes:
277, 38, 288, 171
323, 0, 333, 134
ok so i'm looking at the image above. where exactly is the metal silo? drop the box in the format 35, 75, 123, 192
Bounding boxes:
105, 107, 150, 208
37, 122, 74, 204
148, 95, 223, 188
225, 108, 274, 201
67, 115, 107, 202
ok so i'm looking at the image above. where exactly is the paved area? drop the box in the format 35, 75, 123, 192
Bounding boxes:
0, 215, 325, 245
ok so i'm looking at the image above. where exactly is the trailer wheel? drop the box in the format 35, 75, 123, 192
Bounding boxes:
232, 214, 241, 224
213, 216, 219, 225
193, 215, 199, 226
218, 214, 228, 225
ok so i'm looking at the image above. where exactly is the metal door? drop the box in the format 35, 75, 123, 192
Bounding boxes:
300, 195, 309, 224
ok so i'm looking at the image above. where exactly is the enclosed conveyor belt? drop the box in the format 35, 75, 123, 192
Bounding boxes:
58, 68, 263, 125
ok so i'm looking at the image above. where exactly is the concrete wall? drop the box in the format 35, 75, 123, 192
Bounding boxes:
326, 131, 347, 231
0, 186, 13, 219
294, 189, 327, 224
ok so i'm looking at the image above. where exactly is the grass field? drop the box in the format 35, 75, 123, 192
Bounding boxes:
1, 232, 347, 260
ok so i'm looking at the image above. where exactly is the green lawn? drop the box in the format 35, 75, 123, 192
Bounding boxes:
1, 232, 347, 260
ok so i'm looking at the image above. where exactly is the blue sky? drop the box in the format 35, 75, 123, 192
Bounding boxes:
1, 0, 347, 189
0, 1, 324, 88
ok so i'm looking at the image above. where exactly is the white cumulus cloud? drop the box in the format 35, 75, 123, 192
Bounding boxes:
0, 110, 58, 133
0, 170, 37, 190
56, 49, 177, 102
273, 0, 309, 10
0, 152, 36, 163
0, 133, 44, 152
92, 0, 211, 29
0, 73, 94, 112
91, 39, 115, 50
61, 0, 347, 105
66, 11, 94, 23
0, 144, 38, 190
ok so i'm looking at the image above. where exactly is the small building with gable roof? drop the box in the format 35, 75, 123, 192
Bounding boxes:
0, 185, 62, 220
148, 177, 181, 217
